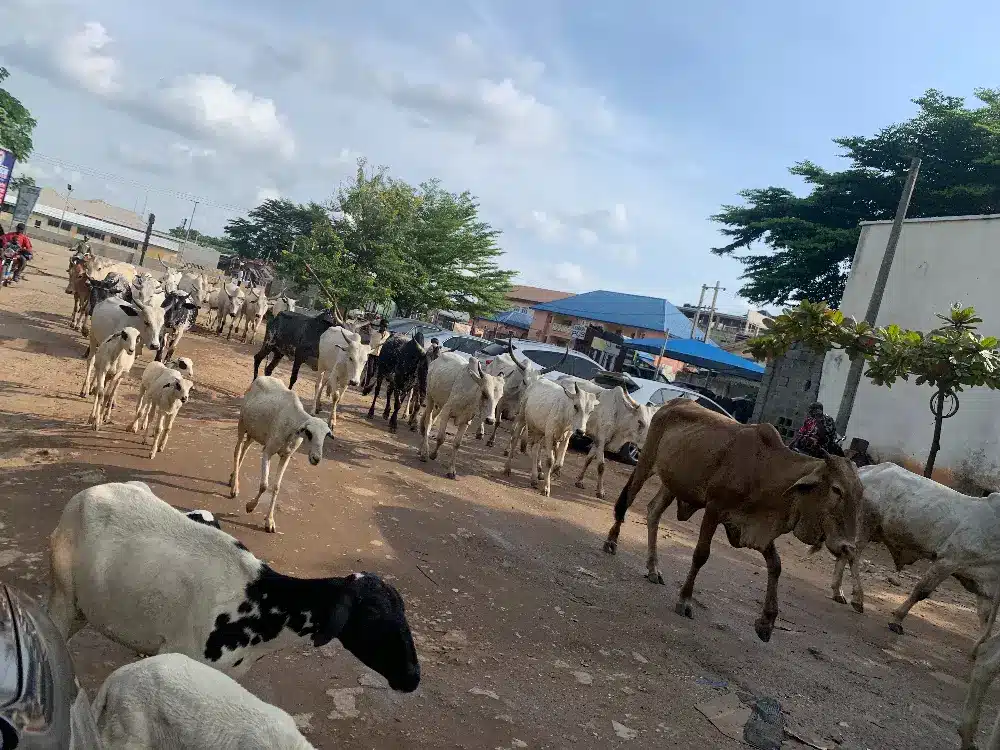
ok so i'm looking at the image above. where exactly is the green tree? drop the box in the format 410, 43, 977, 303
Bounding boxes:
749, 301, 1000, 477
167, 224, 231, 252
223, 199, 321, 262
0, 67, 37, 161
713, 90, 1000, 306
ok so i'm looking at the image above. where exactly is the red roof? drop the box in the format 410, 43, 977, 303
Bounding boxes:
507, 285, 572, 305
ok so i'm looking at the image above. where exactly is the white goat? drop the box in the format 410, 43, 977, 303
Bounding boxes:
47, 481, 421, 690
93, 653, 315, 750
129, 357, 195, 434
420, 353, 504, 480
312, 326, 371, 429
137, 370, 193, 459
230, 376, 332, 533
573, 385, 655, 498
504, 378, 597, 496
85, 328, 139, 430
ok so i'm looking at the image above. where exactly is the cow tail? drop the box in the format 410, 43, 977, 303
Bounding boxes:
614, 475, 634, 523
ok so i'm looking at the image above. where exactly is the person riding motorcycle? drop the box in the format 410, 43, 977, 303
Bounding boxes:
1, 223, 33, 282
788, 402, 845, 458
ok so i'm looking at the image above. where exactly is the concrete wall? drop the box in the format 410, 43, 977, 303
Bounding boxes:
818, 215, 1000, 489
752, 344, 824, 439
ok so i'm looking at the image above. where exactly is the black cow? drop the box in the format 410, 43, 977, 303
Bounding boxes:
87, 272, 130, 317
362, 333, 430, 433
252, 307, 345, 388
157, 291, 200, 362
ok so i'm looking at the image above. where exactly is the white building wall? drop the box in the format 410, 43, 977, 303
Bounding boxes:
818, 214, 1000, 487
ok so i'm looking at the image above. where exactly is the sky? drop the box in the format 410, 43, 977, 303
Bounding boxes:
3, 0, 1000, 314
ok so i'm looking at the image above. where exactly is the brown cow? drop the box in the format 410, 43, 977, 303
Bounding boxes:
66, 257, 91, 331
603, 400, 863, 642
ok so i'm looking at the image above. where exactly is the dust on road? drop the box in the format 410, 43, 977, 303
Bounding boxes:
0, 241, 993, 749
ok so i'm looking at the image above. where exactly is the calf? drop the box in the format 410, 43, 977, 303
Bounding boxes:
268, 293, 297, 317
216, 281, 246, 338
230, 376, 332, 533
81, 296, 167, 396
253, 307, 345, 389
504, 378, 598, 497
66, 257, 91, 330
86, 328, 140, 429
828, 462, 1000, 633
574, 385, 655, 499
420, 354, 504, 479
47, 481, 420, 689
312, 326, 371, 429
136, 370, 193, 459
94, 653, 316, 750
604, 399, 862, 642
362, 333, 430, 432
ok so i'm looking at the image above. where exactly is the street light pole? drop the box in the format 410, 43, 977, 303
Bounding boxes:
60, 184, 73, 231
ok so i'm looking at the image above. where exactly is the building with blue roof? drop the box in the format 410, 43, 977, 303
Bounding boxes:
529, 290, 693, 344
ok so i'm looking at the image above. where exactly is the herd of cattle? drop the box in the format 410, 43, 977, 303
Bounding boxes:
9, 250, 1000, 748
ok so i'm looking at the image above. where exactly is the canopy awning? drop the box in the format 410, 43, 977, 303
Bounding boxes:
625, 337, 765, 381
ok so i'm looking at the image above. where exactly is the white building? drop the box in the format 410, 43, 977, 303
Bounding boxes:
819, 213, 1000, 488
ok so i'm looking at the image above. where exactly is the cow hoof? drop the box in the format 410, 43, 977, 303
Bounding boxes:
446, 471, 457, 480
503, 449, 510, 457
264, 521, 276, 533
366, 411, 374, 419
475, 433, 483, 440
486, 439, 495, 448
647, 572, 665, 585
245, 501, 256, 514
851, 601, 865, 614
504, 467, 512, 477
229, 488, 238, 499
674, 600, 693, 618
888, 622, 904, 635
574, 480, 585, 489
832, 594, 847, 605
754, 619, 774, 643
410, 424, 418, 432
552, 466, 561, 477
419, 454, 428, 463
603, 540, 617, 555
596, 490, 605, 500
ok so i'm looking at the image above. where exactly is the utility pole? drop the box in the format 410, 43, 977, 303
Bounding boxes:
60, 184, 73, 229
834, 157, 921, 435
180, 201, 199, 262
138, 213, 155, 266
702, 281, 724, 343
689, 284, 709, 338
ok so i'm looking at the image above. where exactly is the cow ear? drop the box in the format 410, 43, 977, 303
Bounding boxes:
119, 304, 139, 317
315, 588, 355, 646
160, 296, 172, 308
786, 465, 826, 495
183, 302, 198, 309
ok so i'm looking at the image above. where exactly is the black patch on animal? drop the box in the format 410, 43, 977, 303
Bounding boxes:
184, 510, 221, 530
234, 540, 249, 552
202, 568, 421, 691
233, 658, 243, 667
363, 333, 429, 432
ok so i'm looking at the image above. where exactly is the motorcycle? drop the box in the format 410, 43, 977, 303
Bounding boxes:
0, 244, 19, 288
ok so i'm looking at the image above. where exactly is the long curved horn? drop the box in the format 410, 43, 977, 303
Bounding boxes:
506, 337, 528, 373
540, 345, 570, 375
158, 257, 169, 269
623, 389, 641, 410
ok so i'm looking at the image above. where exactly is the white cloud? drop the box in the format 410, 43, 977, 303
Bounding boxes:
552, 261, 585, 289
56, 21, 119, 94
578, 228, 599, 246
256, 186, 282, 203
609, 244, 639, 267
154, 75, 295, 159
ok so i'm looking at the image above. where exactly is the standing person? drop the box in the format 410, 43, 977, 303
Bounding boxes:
1, 223, 33, 282
788, 402, 844, 457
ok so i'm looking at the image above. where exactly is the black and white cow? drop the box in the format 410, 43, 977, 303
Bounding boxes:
252, 307, 345, 389
157, 291, 200, 363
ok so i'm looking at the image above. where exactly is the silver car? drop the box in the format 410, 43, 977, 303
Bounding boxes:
1, 582, 104, 748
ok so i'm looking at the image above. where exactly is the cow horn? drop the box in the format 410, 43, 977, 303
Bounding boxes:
623, 390, 641, 410
506, 337, 528, 373
540, 345, 570, 375
158, 258, 169, 269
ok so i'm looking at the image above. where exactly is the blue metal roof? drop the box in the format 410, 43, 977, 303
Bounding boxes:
533, 290, 691, 336
487, 310, 533, 329
626, 337, 765, 381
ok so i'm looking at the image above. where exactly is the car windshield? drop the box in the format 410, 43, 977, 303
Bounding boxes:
565, 355, 600, 380
481, 342, 511, 357
593, 373, 639, 393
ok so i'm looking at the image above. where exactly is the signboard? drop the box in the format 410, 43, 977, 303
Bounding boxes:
570, 324, 587, 340
11, 185, 41, 226
0, 148, 14, 210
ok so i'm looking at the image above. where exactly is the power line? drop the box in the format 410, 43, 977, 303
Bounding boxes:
24, 152, 246, 213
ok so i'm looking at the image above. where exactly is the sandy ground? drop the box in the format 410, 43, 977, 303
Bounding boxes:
0, 241, 996, 749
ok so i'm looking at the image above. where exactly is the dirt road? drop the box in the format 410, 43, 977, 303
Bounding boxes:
0, 241, 993, 749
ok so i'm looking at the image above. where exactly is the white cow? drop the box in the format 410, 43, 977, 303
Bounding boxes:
86, 328, 140, 429
130, 272, 165, 307
419, 353, 504, 479
573, 385, 655, 498
81, 296, 167, 398
238, 285, 268, 343
504, 378, 598, 496
312, 326, 371, 429
269, 294, 297, 317
230, 376, 332, 533
94, 653, 316, 750
216, 281, 246, 338
178, 272, 212, 307
159, 261, 183, 294
828, 462, 1000, 634
85, 257, 137, 284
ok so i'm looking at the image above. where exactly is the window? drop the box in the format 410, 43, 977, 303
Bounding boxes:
110, 236, 139, 250
648, 389, 671, 406
696, 396, 731, 418
565, 354, 600, 380
521, 349, 567, 372
79, 228, 106, 240
47, 218, 61, 228
480, 343, 508, 357
33, 220, 41, 228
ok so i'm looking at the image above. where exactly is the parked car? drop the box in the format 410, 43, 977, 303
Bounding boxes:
0, 582, 104, 748
386, 318, 449, 339
440, 333, 492, 360
477, 339, 603, 380
567, 371, 736, 464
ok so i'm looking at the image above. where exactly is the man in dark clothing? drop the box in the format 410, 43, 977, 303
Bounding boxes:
789, 402, 844, 457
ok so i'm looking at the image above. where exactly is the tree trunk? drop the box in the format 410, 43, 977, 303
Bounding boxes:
924, 390, 946, 478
